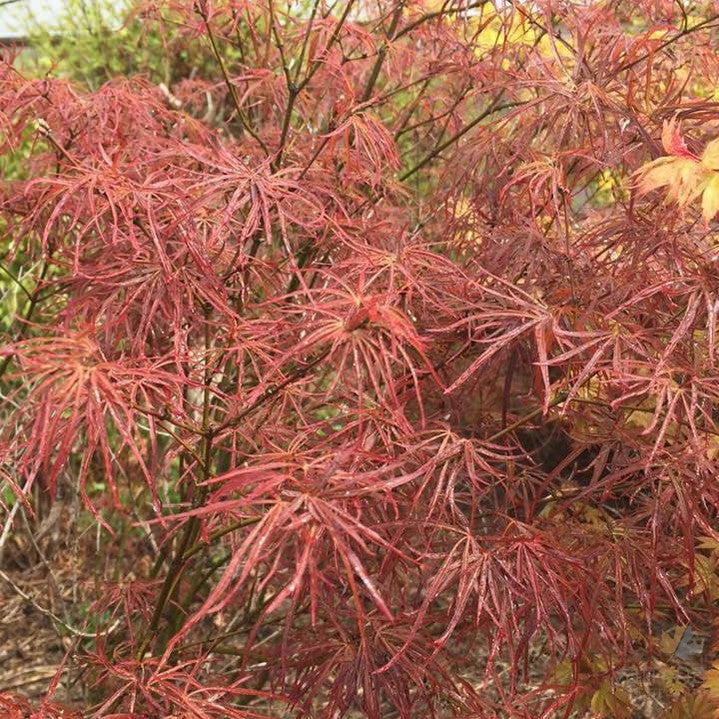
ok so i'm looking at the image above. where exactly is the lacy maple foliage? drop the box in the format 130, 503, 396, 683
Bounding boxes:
1, 1, 719, 718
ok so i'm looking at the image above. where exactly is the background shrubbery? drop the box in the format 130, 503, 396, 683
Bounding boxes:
1, 1, 719, 717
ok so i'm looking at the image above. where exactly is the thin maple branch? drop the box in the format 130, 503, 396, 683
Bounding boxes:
399, 90, 507, 181
211, 346, 332, 436
197, 5, 270, 154
136, 307, 218, 660
392, 78, 433, 139
0, 259, 50, 380
0, 260, 33, 301
130, 403, 203, 437
394, 0, 487, 40
617, 13, 719, 73
183, 516, 262, 561
294, 0, 322, 84
505, 0, 579, 58
272, 0, 357, 171
485, 390, 569, 444
0, 568, 120, 638
360, 0, 406, 103
269, 0, 297, 172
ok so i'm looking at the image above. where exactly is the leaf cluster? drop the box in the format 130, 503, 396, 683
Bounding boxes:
1, 1, 719, 717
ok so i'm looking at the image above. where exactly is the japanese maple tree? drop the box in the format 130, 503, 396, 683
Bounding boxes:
1, 1, 719, 717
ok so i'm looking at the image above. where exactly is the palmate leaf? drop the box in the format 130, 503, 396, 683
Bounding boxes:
262, 273, 444, 424
0, 694, 83, 719
634, 118, 719, 223
156, 452, 416, 654
2, 330, 184, 513
635, 156, 708, 208
87, 652, 283, 719
278, 608, 477, 719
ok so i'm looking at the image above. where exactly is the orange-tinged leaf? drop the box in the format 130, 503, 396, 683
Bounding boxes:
635, 157, 707, 208
702, 138, 719, 171
702, 662, 719, 700
702, 174, 719, 223
634, 121, 719, 220
636, 157, 682, 193
661, 691, 718, 719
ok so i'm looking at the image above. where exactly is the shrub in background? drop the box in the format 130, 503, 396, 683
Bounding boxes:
1, 1, 719, 717
21, 0, 219, 89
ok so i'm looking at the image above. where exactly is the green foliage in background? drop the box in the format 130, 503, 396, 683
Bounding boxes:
21, 0, 219, 88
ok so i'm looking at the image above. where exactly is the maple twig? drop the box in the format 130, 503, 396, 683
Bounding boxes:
618, 13, 719, 73
197, 6, 269, 154
212, 347, 332, 436
399, 91, 507, 181
0, 568, 119, 638
0, 259, 50, 380
360, 0, 406, 103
